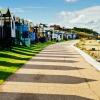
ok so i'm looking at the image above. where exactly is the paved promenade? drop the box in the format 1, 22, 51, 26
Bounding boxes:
0, 41, 100, 100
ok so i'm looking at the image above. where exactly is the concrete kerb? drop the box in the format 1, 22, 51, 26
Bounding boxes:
71, 42, 100, 71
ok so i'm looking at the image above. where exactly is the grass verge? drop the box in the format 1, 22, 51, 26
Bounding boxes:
0, 41, 55, 84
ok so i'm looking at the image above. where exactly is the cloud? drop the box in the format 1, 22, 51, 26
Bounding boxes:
59, 11, 67, 17
70, 14, 85, 23
11, 8, 25, 13
24, 6, 48, 9
56, 6, 100, 33
65, 0, 79, 3
10, 6, 48, 13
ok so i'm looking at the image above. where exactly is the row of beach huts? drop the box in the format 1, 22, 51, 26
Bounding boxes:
0, 8, 78, 48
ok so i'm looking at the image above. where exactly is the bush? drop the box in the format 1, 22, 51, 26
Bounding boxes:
92, 48, 96, 51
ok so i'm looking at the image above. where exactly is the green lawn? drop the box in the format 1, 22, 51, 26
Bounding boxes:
0, 41, 55, 84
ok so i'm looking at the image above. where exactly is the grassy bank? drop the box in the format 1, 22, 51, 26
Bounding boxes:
0, 41, 55, 84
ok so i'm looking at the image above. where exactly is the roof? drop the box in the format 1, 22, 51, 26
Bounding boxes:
0, 8, 11, 17
0, 8, 8, 14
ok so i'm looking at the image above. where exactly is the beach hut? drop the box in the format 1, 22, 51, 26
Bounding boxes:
38, 23, 47, 42
50, 25, 64, 41
15, 17, 22, 45
33, 25, 39, 42
29, 22, 36, 43
44, 29, 52, 41
33, 24, 47, 43
33, 24, 51, 42
21, 19, 31, 47
65, 32, 77, 40
42, 24, 50, 42
0, 8, 15, 48
15, 18, 31, 46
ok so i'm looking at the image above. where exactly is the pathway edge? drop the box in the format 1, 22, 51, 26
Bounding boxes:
71, 42, 100, 71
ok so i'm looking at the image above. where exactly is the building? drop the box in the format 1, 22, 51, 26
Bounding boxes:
50, 25, 64, 41
15, 17, 31, 47
15, 17, 22, 45
0, 8, 15, 48
29, 22, 36, 43
21, 19, 31, 47
65, 32, 77, 40
34, 23, 47, 43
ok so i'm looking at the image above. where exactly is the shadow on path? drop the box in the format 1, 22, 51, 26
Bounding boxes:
0, 92, 93, 100
23, 64, 84, 70
7, 73, 97, 84
37, 55, 78, 58
31, 59, 78, 63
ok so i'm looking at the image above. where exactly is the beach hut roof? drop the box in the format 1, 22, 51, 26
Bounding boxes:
0, 8, 11, 17
0, 8, 8, 14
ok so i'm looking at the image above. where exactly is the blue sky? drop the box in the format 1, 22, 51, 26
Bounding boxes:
0, 0, 100, 32
0, 0, 100, 23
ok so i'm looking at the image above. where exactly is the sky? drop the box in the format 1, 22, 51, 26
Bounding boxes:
0, 0, 100, 33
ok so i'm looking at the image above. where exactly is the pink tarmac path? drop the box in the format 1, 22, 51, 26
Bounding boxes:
0, 41, 100, 100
